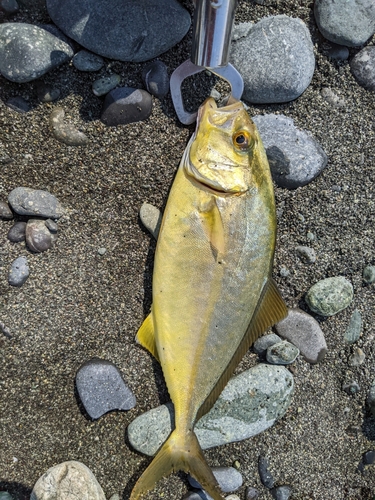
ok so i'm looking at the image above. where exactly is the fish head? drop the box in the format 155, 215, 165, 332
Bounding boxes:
186, 97, 267, 195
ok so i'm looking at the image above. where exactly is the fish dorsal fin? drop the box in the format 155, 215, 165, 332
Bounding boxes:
196, 278, 288, 422
135, 312, 160, 363
199, 197, 225, 257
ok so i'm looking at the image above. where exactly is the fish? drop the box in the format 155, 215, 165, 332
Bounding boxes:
131, 97, 287, 500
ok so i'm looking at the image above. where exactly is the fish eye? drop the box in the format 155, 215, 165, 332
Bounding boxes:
233, 130, 252, 151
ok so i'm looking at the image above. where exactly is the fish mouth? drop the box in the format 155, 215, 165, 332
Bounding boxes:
186, 160, 248, 196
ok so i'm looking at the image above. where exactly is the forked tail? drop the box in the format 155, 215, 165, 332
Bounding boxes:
129, 428, 225, 500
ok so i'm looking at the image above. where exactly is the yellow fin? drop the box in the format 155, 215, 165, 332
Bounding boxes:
199, 198, 225, 257
135, 312, 160, 362
196, 278, 288, 421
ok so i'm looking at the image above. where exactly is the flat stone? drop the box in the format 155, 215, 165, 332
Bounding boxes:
253, 114, 327, 189
368, 381, 375, 416
230, 16, 315, 104
127, 364, 294, 455
46, 0, 191, 62
6, 96, 30, 113
296, 246, 316, 264
344, 309, 362, 344
188, 467, 243, 493
266, 340, 299, 365
142, 60, 169, 99
275, 308, 327, 364
49, 107, 89, 146
139, 202, 162, 239
76, 358, 136, 419
7, 221, 27, 243
26, 219, 52, 253
350, 46, 375, 91
253, 333, 282, 358
73, 50, 104, 71
8, 187, 64, 218
258, 456, 274, 489
92, 74, 121, 97
101, 87, 152, 126
8, 256, 29, 287
0, 201, 13, 219
30, 460, 106, 500
305, 276, 353, 316
0, 22, 73, 83
363, 265, 375, 284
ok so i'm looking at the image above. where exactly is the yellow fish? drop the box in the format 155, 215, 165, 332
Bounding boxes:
131, 97, 287, 499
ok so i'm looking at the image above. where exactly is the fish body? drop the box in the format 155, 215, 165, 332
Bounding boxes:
131, 98, 287, 499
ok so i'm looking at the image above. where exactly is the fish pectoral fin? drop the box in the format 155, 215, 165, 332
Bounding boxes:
199, 198, 225, 257
135, 312, 160, 362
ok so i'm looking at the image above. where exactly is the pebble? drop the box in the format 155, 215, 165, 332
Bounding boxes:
47, 0, 191, 62
305, 276, 353, 316
368, 381, 375, 416
258, 456, 274, 489
253, 333, 282, 358
139, 202, 162, 239
30, 461, 106, 500
0, 201, 13, 219
25, 219, 52, 253
188, 467, 243, 493
271, 485, 293, 500
8, 256, 29, 287
0, 22, 73, 83
36, 81, 60, 102
8, 187, 64, 218
296, 246, 316, 264
344, 309, 362, 344
275, 308, 327, 364
128, 364, 294, 455
314, 0, 375, 47
363, 265, 375, 284
326, 43, 350, 61
92, 74, 121, 97
252, 114, 327, 189
363, 450, 375, 465
49, 107, 90, 146
266, 340, 299, 365
230, 16, 315, 104
45, 218, 58, 233
350, 46, 375, 91
6, 96, 30, 113
75, 358, 136, 419
245, 487, 259, 499
348, 347, 365, 367
342, 380, 360, 395
142, 60, 169, 99
73, 50, 104, 72
7, 221, 27, 242
279, 267, 290, 278
108, 495, 121, 500
98, 247, 106, 256
182, 492, 207, 500
0, 0, 19, 14
320, 88, 346, 109
101, 87, 152, 126
0, 493, 14, 500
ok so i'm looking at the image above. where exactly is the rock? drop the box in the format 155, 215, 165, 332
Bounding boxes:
39, 23, 75, 48
225, 496, 240, 500
326, 43, 350, 61
363, 265, 375, 284
0, 22, 73, 83
108, 495, 121, 500
1, 0, 19, 14
188, 467, 243, 493
36, 82, 61, 102
245, 487, 259, 500
363, 450, 375, 465
0, 493, 14, 500
25, 219, 52, 253
128, 364, 294, 455
8, 221, 27, 243
30, 460, 106, 500
8, 187, 64, 218
92, 74, 121, 97
76, 358, 136, 419
49, 107, 89, 146
46, 0, 191, 62
350, 46, 375, 91
142, 60, 169, 99
182, 492, 208, 500
0, 201, 13, 219
275, 308, 327, 364
342, 380, 360, 395
230, 16, 315, 104
139, 202, 162, 239
348, 347, 365, 367
368, 381, 375, 416
344, 309, 362, 344
321, 88, 346, 108
73, 50, 104, 72
6, 96, 30, 113
271, 485, 293, 500
305, 276, 353, 316
258, 456, 274, 489
253, 333, 282, 358
101, 87, 152, 126
97, 247, 106, 255
252, 114, 327, 189
45, 218, 58, 233
266, 340, 299, 365
8, 256, 29, 287
314, 0, 375, 47
232, 22, 253, 41
296, 246, 316, 264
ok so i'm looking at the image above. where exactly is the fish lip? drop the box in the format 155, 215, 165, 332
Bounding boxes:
185, 161, 248, 196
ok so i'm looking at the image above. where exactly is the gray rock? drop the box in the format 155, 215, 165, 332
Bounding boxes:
128, 364, 294, 455
8, 187, 64, 218
6, 96, 30, 113
296, 246, 316, 264
258, 456, 274, 489
26, 219, 52, 253
275, 308, 327, 364
46, 0, 191, 62
363, 265, 375, 284
45, 218, 58, 233
342, 380, 360, 395
253, 114, 327, 189
7, 221, 26, 243
271, 485, 293, 500
246, 487, 259, 500
350, 46, 375, 91
348, 347, 365, 367
97, 247, 106, 255
232, 22, 253, 41
253, 333, 282, 357
36, 82, 61, 102
305, 276, 353, 316
101, 87, 152, 126
0, 493, 14, 500
49, 107, 89, 146
1, 0, 19, 14
231, 16, 315, 104
266, 340, 299, 365
142, 60, 169, 99
140, 202, 162, 239
0, 23, 73, 83
314, 0, 375, 47
188, 467, 243, 493
76, 358, 136, 419
8, 256, 29, 287
326, 43, 349, 61
73, 50, 104, 72
344, 309, 362, 344
368, 381, 375, 416
39, 23, 75, 48
92, 74, 121, 97
30, 460, 106, 500
182, 492, 208, 500
0, 201, 13, 219
321, 87, 347, 108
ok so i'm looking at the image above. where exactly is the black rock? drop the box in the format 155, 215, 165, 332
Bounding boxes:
6, 96, 30, 113
0, 201, 13, 219
258, 456, 274, 489
8, 221, 26, 242
142, 60, 169, 99
363, 450, 375, 465
101, 87, 152, 126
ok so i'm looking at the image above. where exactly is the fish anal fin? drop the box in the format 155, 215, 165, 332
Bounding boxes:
196, 277, 288, 421
135, 312, 160, 363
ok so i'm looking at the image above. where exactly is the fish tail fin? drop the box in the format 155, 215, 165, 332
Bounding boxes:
130, 428, 225, 500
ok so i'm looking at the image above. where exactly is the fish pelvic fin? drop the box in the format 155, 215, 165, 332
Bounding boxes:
135, 312, 160, 362
129, 428, 225, 500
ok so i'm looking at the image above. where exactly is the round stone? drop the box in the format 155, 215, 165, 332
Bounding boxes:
253, 333, 282, 358
8, 187, 64, 218
344, 309, 362, 344
8, 256, 29, 287
296, 246, 316, 264
305, 276, 353, 316
350, 46, 375, 91
7, 221, 26, 242
266, 340, 299, 365
49, 107, 89, 146
0, 200, 13, 219
26, 219, 52, 253
101, 87, 152, 126
92, 74, 121, 97
73, 50, 104, 72
142, 60, 169, 99
363, 265, 375, 284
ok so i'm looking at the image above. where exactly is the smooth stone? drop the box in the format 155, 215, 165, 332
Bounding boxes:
348, 347, 365, 367
36, 82, 61, 102
344, 309, 362, 344
0, 23, 73, 83
252, 114, 327, 189
326, 43, 349, 61
46, 0, 191, 62
76, 358, 136, 419
368, 382, 375, 416
0, 201, 13, 219
266, 340, 299, 365
39, 23, 75, 49
314, 0, 375, 47
101, 87, 152, 126
342, 381, 360, 395
8, 187, 64, 218
225, 496, 240, 500
182, 492, 209, 500
271, 485, 293, 500
305, 276, 353, 316
97, 247, 106, 255
8, 256, 29, 287
188, 467, 243, 493
363, 265, 375, 284
73, 50, 104, 71
1, 0, 19, 14
92, 74, 121, 97
128, 364, 294, 455
30, 460, 106, 500
0, 493, 14, 500
6, 96, 30, 113
363, 450, 375, 465
350, 46, 375, 91
275, 308, 327, 364
279, 267, 290, 278
108, 495, 120, 500
45, 218, 58, 233
253, 333, 282, 358
139, 202, 162, 239
142, 60, 169, 99
231, 16, 315, 104
321, 87, 346, 108
25, 219, 52, 253
246, 487, 259, 499
296, 246, 316, 264
7, 221, 26, 243
258, 456, 274, 489
49, 107, 89, 146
